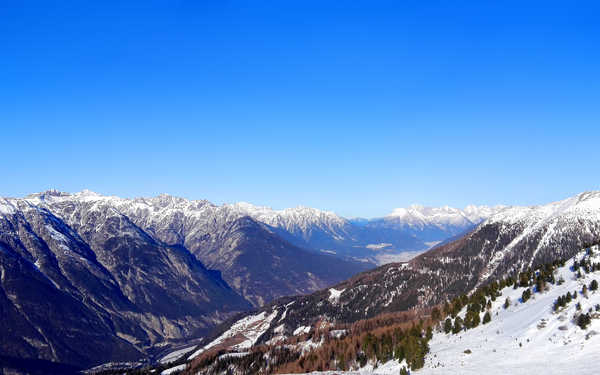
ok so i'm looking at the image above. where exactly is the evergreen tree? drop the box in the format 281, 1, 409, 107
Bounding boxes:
452, 317, 463, 334
503, 297, 511, 309
482, 311, 491, 324
590, 279, 598, 291
426, 326, 433, 341
443, 318, 452, 334
577, 313, 592, 329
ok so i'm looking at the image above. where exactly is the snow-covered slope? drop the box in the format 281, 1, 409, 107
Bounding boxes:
315, 246, 600, 375
419, 251, 600, 375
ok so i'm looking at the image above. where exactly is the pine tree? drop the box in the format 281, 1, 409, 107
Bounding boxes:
452, 317, 463, 334
590, 279, 598, 291
577, 313, 591, 329
443, 318, 452, 334
503, 297, 511, 309
482, 311, 491, 324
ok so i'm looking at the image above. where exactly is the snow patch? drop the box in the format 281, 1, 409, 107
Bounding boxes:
188, 310, 278, 360
161, 364, 186, 375
328, 288, 345, 304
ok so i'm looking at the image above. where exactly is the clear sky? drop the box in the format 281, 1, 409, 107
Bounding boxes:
2, 1, 600, 217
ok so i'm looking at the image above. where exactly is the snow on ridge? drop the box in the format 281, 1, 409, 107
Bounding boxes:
328, 288, 345, 304
385, 204, 507, 229
188, 310, 278, 360
293, 325, 311, 336
161, 364, 186, 375
159, 345, 197, 364
226, 201, 348, 233
0, 199, 16, 215
485, 191, 600, 227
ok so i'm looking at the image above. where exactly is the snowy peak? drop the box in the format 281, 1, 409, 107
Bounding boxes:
228, 202, 347, 225
386, 204, 506, 228
486, 191, 600, 226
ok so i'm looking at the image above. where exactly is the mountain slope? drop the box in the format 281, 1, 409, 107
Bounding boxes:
0, 190, 374, 368
0, 195, 252, 368
191, 191, 600, 351
158, 245, 600, 375
27, 191, 371, 307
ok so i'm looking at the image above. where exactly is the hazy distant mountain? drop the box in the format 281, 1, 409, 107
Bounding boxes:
221, 201, 505, 264
355, 204, 506, 242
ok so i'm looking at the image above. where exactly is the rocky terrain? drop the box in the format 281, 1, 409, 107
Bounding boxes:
0, 191, 370, 368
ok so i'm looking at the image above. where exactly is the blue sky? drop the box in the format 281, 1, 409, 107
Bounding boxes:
2, 1, 599, 217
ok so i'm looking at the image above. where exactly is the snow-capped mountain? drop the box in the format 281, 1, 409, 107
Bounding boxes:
225, 201, 505, 263
0, 190, 370, 368
20, 190, 505, 266
0, 193, 251, 369
185, 191, 600, 358
356, 204, 507, 245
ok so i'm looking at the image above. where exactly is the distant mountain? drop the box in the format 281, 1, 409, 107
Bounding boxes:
223, 202, 505, 264
354, 204, 506, 243
189, 192, 600, 355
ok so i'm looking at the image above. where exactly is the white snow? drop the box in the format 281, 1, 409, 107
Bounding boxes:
188, 310, 278, 360
160, 364, 186, 375
159, 345, 197, 364
0, 199, 16, 215
293, 325, 311, 336
328, 288, 345, 304
366, 243, 392, 250
385, 204, 507, 230
218, 352, 250, 360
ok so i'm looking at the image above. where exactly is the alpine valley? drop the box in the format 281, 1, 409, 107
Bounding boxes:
3, 190, 600, 374
148, 191, 600, 375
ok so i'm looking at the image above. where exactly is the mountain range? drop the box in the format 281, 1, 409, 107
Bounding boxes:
0, 190, 369, 368
2, 189, 573, 372
165, 191, 600, 372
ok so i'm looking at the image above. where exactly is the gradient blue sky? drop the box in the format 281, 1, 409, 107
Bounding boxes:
2, 1, 599, 217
